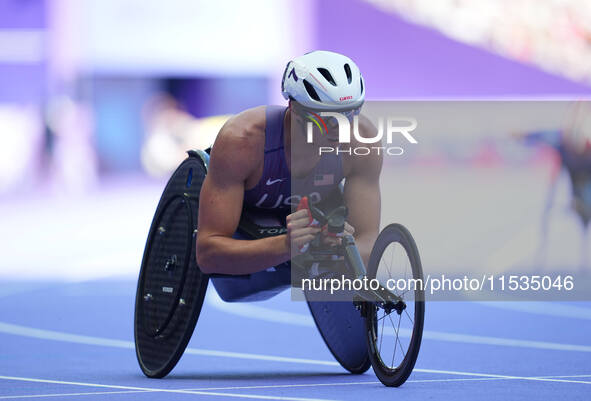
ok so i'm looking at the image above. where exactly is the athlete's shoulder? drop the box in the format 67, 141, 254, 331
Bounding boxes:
228, 105, 267, 129
208, 106, 268, 179
214, 106, 267, 151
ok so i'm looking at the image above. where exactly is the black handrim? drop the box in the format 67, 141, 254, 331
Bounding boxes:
134, 155, 209, 378
364, 224, 425, 387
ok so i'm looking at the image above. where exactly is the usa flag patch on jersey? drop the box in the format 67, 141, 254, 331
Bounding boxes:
314, 174, 334, 186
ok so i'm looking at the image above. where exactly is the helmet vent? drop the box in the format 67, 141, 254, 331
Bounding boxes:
360, 77, 364, 94
303, 80, 321, 101
344, 64, 352, 84
317, 68, 336, 86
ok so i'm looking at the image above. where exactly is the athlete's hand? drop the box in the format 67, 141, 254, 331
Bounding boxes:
286, 209, 321, 254
322, 221, 355, 246
343, 221, 355, 237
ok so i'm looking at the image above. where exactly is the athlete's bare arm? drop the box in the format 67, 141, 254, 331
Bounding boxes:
342, 115, 383, 265
196, 108, 319, 274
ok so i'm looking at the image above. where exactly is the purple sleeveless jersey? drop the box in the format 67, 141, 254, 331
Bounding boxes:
243, 106, 344, 214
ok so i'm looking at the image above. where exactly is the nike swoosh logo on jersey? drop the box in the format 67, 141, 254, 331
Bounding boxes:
266, 178, 285, 185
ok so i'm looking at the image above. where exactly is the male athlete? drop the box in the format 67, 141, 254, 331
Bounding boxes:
196, 50, 382, 277
518, 115, 591, 271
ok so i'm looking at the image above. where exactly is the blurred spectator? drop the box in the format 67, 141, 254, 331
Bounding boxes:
45, 95, 98, 194
140, 93, 229, 177
0, 104, 43, 194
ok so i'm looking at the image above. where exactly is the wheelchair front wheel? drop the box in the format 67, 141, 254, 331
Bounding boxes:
364, 224, 425, 387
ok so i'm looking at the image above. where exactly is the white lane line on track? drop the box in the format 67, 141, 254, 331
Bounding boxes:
1, 321, 590, 388
0, 376, 335, 401
182, 347, 338, 366
477, 301, 591, 320
0, 390, 148, 399
180, 378, 508, 391
0, 321, 338, 367
419, 329, 591, 352
206, 290, 591, 352
161, 373, 591, 391
414, 369, 591, 385
3, 374, 591, 400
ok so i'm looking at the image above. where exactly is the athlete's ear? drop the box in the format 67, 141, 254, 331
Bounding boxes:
288, 100, 298, 118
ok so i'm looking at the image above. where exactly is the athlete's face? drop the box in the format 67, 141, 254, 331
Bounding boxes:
289, 101, 360, 143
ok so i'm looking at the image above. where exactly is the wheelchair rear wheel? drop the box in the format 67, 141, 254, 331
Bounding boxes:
134, 152, 209, 378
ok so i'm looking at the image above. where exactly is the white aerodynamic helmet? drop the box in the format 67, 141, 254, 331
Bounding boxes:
281, 50, 365, 111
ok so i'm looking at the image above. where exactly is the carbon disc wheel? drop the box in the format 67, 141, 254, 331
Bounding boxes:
134, 154, 209, 378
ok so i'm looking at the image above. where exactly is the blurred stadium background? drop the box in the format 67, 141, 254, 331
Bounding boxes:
1, 0, 591, 280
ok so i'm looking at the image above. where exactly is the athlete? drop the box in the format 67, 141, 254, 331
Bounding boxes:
518, 113, 591, 272
196, 50, 382, 275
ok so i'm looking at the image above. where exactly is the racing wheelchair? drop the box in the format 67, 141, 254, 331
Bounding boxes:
134, 149, 425, 387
